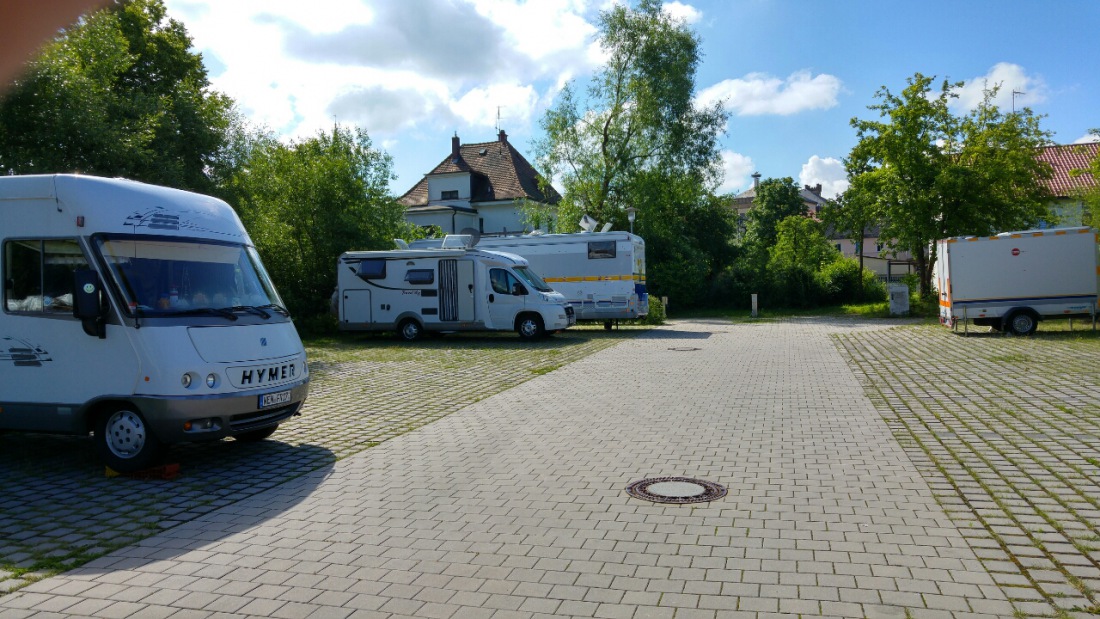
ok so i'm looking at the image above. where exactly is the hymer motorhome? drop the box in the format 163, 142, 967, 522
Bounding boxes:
0, 175, 309, 472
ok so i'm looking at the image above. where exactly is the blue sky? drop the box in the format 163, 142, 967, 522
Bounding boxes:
163, 0, 1099, 200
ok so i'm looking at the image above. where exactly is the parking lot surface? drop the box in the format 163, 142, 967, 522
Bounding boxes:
1, 318, 1099, 618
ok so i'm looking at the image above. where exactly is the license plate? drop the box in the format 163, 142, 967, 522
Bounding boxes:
258, 389, 292, 409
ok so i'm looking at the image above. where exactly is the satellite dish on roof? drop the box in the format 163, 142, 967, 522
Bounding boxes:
458, 228, 481, 247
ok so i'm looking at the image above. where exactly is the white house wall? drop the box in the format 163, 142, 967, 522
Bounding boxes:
426, 174, 471, 201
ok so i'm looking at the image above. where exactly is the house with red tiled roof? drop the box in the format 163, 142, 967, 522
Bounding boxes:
1035, 142, 1098, 226
398, 130, 561, 235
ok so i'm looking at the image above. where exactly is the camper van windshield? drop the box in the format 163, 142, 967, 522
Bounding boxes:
513, 266, 553, 292
94, 236, 285, 317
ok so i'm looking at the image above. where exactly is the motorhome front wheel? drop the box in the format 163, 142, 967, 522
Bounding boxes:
517, 315, 545, 340
96, 407, 162, 473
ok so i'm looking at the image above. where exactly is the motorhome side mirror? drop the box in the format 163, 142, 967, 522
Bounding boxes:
73, 269, 106, 338
511, 282, 527, 296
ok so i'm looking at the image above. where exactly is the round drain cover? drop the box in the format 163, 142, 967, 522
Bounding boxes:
625, 477, 726, 504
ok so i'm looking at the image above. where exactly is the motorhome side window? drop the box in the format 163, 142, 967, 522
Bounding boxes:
356, 259, 386, 280
405, 269, 434, 285
490, 268, 519, 295
3, 239, 89, 314
588, 241, 616, 259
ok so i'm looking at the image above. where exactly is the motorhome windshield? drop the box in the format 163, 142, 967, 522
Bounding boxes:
513, 266, 553, 292
94, 236, 285, 317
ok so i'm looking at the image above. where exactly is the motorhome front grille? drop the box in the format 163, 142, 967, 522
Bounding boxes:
230, 402, 301, 433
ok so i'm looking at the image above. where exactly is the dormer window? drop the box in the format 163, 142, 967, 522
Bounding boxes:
441, 190, 458, 200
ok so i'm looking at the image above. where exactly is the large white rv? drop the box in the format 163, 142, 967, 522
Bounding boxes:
935, 226, 1099, 335
0, 175, 309, 472
410, 231, 648, 324
337, 244, 575, 340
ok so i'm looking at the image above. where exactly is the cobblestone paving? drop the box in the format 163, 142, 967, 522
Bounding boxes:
0, 327, 637, 594
3, 317, 1016, 619
836, 323, 1100, 617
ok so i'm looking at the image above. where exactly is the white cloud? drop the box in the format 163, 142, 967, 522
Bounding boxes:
697, 70, 842, 116
799, 155, 847, 199
717, 150, 755, 194
451, 84, 540, 129
952, 62, 1047, 112
1073, 132, 1100, 144
164, 0, 598, 140
663, 1, 702, 24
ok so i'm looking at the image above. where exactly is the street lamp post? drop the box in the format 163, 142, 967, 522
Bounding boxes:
626, 207, 636, 235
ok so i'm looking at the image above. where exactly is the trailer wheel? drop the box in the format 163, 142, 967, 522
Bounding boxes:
517, 314, 545, 340
235, 425, 279, 442
1005, 310, 1038, 336
398, 318, 423, 341
96, 407, 162, 473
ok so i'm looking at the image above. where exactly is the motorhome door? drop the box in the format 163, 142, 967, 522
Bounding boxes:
439, 259, 475, 321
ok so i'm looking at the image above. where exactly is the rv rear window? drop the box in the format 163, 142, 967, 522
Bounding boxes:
356, 259, 386, 280
588, 241, 616, 259
405, 269, 434, 285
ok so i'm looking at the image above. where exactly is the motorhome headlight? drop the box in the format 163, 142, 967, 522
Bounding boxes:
181, 373, 192, 388
206, 373, 218, 388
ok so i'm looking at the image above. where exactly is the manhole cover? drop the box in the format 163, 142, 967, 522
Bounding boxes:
667, 346, 701, 352
625, 477, 726, 504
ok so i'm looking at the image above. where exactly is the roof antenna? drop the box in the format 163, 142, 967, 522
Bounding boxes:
496, 106, 501, 133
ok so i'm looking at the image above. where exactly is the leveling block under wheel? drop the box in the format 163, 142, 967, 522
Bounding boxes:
104, 462, 180, 480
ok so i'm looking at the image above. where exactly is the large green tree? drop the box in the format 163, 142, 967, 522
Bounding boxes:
0, 0, 232, 191
228, 124, 417, 320
741, 177, 806, 268
1071, 129, 1100, 225
846, 73, 1052, 295
534, 0, 727, 231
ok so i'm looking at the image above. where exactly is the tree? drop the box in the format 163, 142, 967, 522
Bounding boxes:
741, 177, 806, 267
229, 124, 418, 319
769, 216, 834, 272
534, 0, 727, 230
848, 73, 1052, 295
820, 166, 877, 298
0, 0, 232, 192
1070, 129, 1100, 225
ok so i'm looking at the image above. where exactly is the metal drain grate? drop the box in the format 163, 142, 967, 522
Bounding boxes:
625, 477, 726, 504
667, 346, 702, 352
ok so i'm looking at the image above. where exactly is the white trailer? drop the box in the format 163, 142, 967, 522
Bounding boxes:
0, 175, 309, 472
410, 231, 648, 324
935, 226, 1099, 335
336, 245, 575, 340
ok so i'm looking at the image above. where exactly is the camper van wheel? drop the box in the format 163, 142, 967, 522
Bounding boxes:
398, 318, 423, 341
235, 425, 279, 442
604, 320, 613, 331
1005, 310, 1038, 336
517, 314, 545, 340
95, 407, 161, 473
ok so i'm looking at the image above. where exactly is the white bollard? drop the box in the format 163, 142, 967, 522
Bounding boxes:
751, 293, 758, 318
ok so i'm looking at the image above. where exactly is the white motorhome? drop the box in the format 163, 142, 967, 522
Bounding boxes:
1, 175, 309, 472
336, 243, 575, 340
935, 226, 1099, 335
410, 231, 648, 325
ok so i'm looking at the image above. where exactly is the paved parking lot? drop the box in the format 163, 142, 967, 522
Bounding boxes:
1, 318, 1099, 618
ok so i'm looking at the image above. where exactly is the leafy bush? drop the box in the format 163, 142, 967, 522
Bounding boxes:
640, 295, 665, 324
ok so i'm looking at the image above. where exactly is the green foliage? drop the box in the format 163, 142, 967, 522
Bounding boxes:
227, 124, 416, 320
640, 294, 665, 324
846, 72, 1053, 295
0, 0, 232, 192
534, 0, 727, 239
817, 257, 887, 305
1070, 129, 1100, 225
744, 178, 807, 252
768, 216, 835, 272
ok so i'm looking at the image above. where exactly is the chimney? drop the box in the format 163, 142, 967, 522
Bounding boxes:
498, 129, 508, 144
751, 172, 761, 189
806, 183, 822, 197
451, 133, 460, 162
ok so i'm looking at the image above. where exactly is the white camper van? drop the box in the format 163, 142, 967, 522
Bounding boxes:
935, 226, 1100, 335
410, 231, 648, 324
337, 243, 575, 340
0, 175, 309, 472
